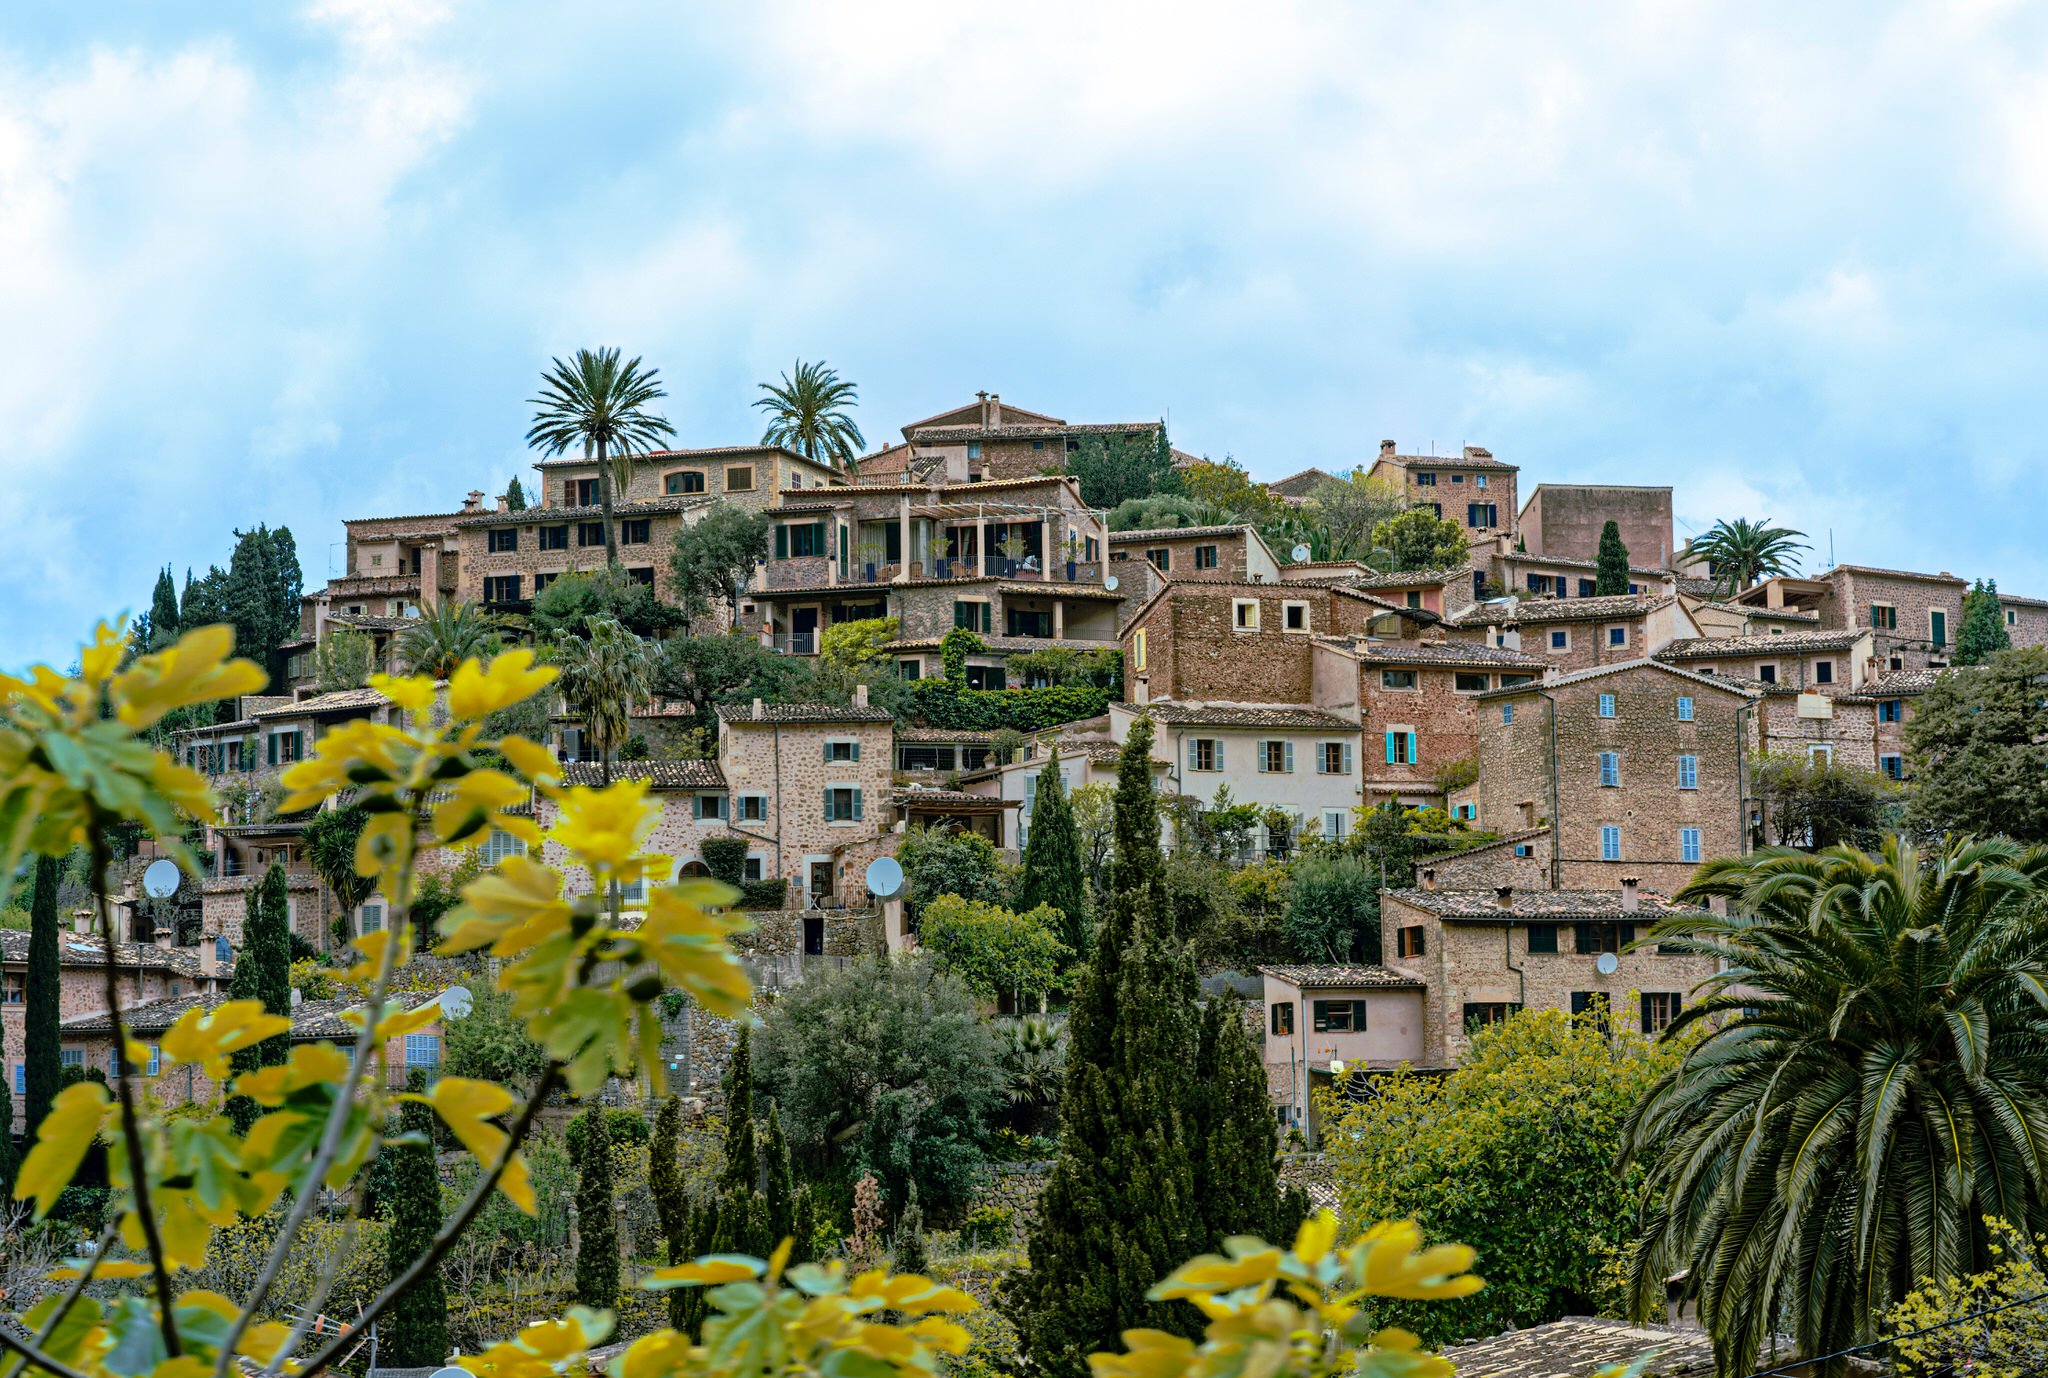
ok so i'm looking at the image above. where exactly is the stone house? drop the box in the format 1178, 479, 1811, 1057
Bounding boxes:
1653, 628, 1877, 695
1363, 440, 1519, 541
1480, 543, 1671, 601
1999, 592, 2048, 649
1680, 596, 1822, 640
713, 697, 897, 907
1114, 702, 1365, 853
1259, 964, 1427, 1138
1472, 660, 1757, 893
1851, 668, 1942, 781
1307, 638, 1547, 810
1108, 524, 1282, 583
893, 726, 996, 778
1732, 566, 1966, 672
893, 392, 1164, 485
535, 444, 841, 513
1380, 879, 1719, 1066
1514, 483, 1676, 568
959, 738, 1170, 851
539, 758, 738, 898
456, 493, 710, 610
1289, 567, 1466, 618
1446, 594, 1701, 674
1266, 467, 1342, 506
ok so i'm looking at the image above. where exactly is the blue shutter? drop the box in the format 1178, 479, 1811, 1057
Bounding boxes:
1384, 732, 1395, 764
1188, 739, 1200, 770
1215, 740, 1226, 770
1405, 732, 1417, 766
1283, 741, 1294, 773
850, 741, 860, 762
852, 789, 863, 821
823, 742, 831, 762
1341, 742, 1352, 774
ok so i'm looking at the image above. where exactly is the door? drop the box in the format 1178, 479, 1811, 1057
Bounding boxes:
803, 916, 825, 956
791, 607, 819, 655
809, 860, 834, 905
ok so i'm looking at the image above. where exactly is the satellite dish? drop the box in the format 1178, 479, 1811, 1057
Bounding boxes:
431, 1367, 470, 1378
1291, 543, 1311, 563
1595, 952, 1620, 976
1104, 575, 1120, 592
864, 857, 904, 901
1328, 1059, 1346, 1075
439, 986, 474, 1019
141, 860, 181, 900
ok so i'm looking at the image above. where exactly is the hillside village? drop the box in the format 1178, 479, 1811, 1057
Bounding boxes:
36, 383, 2022, 1146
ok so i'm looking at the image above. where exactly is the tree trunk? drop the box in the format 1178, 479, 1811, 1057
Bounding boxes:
598, 435, 620, 570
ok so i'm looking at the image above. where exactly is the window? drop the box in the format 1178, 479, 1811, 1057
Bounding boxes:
1680, 827, 1702, 862
1194, 545, 1219, 570
1466, 503, 1497, 527
965, 441, 981, 460
1462, 1002, 1520, 1029
1454, 672, 1488, 692
824, 787, 864, 822
1881, 754, 1904, 780
482, 574, 522, 604
1570, 992, 1612, 1030
1451, 473, 1464, 484
1147, 548, 1170, 572
481, 828, 526, 865
778, 521, 828, 558
953, 601, 991, 633
736, 794, 768, 821
268, 730, 305, 765
1549, 629, 1569, 650
1930, 609, 1948, 647
1188, 738, 1221, 772
725, 465, 755, 492
1271, 1003, 1294, 1036
571, 478, 599, 505
1870, 603, 1896, 630
1678, 755, 1698, 789
742, 855, 764, 881
1233, 600, 1260, 631
1757, 663, 1777, 684
1878, 699, 1903, 723
1311, 999, 1368, 1033
620, 519, 651, 545
359, 903, 383, 934
965, 665, 1006, 690
1383, 731, 1415, 766
1132, 628, 1148, 672
1414, 471, 1437, 486
824, 740, 860, 763
577, 521, 606, 547
540, 524, 568, 551
666, 470, 706, 495
1598, 751, 1620, 786
1526, 923, 1559, 954
531, 572, 557, 594
683, 792, 725, 822
1814, 659, 1834, 684
1607, 626, 1627, 647
1576, 923, 1632, 955
11, 1066, 20, 1096
1382, 669, 1418, 690
1598, 693, 1616, 718
897, 659, 923, 681
1809, 743, 1833, 764
1641, 993, 1683, 1034
1395, 926, 1426, 958
1321, 741, 1354, 774
60, 1049, 82, 1071
1677, 696, 1694, 721
1476, 474, 1489, 488
488, 528, 518, 553
1283, 601, 1310, 632
1600, 825, 1621, 860
2009, 608, 2019, 626
1322, 809, 1347, 841
1579, 578, 1596, 598
1502, 674, 1534, 687
1260, 740, 1293, 773
405, 1034, 441, 1073
1424, 502, 1442, 518
0, 975, 20, 1004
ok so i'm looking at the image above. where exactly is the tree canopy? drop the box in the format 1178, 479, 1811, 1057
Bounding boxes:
1593, 519, 1630, 595
669, 506, 770, 631
1903, 646, 2048, 843
1955, 577, 2011, 665
1370, 507, 1469, 571
1689, 516, 1808, 595
526, 347, 676, 567
754, 360, 866, 469
1067, 427, 1180, 510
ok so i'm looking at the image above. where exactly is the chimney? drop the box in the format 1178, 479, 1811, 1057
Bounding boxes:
1463, 445, 1492, 460
462, 490, 485, 514
853, 683, 869, 709
1494, 885, 1514, 911
153, 927, 174, 951
290, 986, 303, 1009
988, 392, 1002, 429
496, 495, 509, 513
1621, 876, 1640, 913
752, 697, 765, 721
1380, 439, 1397, 458
1420, 867, 1437, 892
71, 909, 94, 935
199, 939, 219, 978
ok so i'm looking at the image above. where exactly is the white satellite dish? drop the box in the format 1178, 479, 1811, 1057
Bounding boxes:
864, 857, 904, 901
1594, 952, 1620, 976
431, 1367, 470, 1378
1291, 543, 1311, 563
141, 860, 181, 900
439, 986, 474, 1019
1104, 575, 1119, 592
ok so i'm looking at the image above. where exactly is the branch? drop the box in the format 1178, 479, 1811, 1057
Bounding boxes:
292, 1063, 562, 1378
88, 828, 180, 1357
0, 1221, 119, 1378
0, 1320, 95, 1378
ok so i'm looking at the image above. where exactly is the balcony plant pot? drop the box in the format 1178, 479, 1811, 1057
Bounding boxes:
865, 562, 877, 582
1067, 560, 1078, 580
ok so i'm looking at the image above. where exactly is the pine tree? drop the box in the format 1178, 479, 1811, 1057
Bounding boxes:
1955, 578, 2012, 666
1017, 752, 1089, 957
572, 1105, 619, 1308
1009, 715, 1205, 1378
1192, 997, 1289, 1246
649, 1096, 692, 1330
505, 477, 528, 512
762, 1101, 795, 1245
895, 1182, 928, 1275
225, 864, 292, 1132
708, 1028, 767, 1258
1594, 520, 1630, 596
385, 1067, 450, 1366
24, 855, 62, 1141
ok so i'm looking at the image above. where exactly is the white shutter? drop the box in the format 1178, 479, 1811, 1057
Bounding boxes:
1342, 742, 1354, 774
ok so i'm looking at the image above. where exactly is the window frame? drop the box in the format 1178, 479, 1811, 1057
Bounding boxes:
1678, 755, 1698, 790
1598, 751, 1621, 787
725, 465, 756, 492
1680, 826, 1703, 863
1380, 668, 1418, 691
1282, 601, 1311, 633
1677, 695, 1694, 721
1600, 825, 1621, 861
1232, 599, 1260, 632
1548, 628, 1570, 651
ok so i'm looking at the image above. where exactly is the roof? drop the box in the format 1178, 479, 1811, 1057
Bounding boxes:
1332, 567, 1461, 590
327, 614, 418, 632
998, 581, 1123, 601
342, 511, 467, 529
629, 700, 697, 719
530, 443, 820, 470
558, 760, 725, 790
882, 634, 1116, 655
1655, 629, 1868, 659
895, 786, 1016, 810
1321, 638, 1546, 670
1257, 964, 1424, 989
1267, 467, 1341, 499
1684, 598, 1820, 623
895, 726, 996, 743
1500, 551, 1669, 577
1384, 886, 1706, 921
1381, 450, 1518, 472
1138, 703, 1360, 730
1999, 591, 2048, 609
288, 989, 446, 1040
775, 474, 1082, 499
0, 931, 223, 979
253, 687, 392, 718
457, 494, 710, 527
1825, 563, 1965, 587
1442, 1317, 1716, 1378
1476, 657, 1759, 700
1420, 827, 1551, 864
904, 421, 1159, 443
716, 702, 895, 726
1854, 668, 1944, 697
1446, 595, 1672, 628
898, 397, 1066, 435
1108, 524, 1255, 543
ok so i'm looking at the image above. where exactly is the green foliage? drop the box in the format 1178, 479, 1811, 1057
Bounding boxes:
399, 600, 500, 678
919, 895, 1070, 1004
996, 1017, 1066, 1139
1884, 1217, 2048, 1377
1752, 749, 1899, 849
1195, 858, 1291, 970
819, 617, 900, 672
755, 359, 866, 469
1179, 457, 1285, 525
1369, 507, 1470, 572
224, 523, 303, 683
648, 1095, 692, 1331
1192, 998, 1292, 1249
1326, 1008, 1683, 1347
1295, 471, 1410, 563
443, 985, 550, 1091
1282, 853, 1380, 963
504, 476, 527, 512
1067, 426, 1180, 511
755, 956, 1006, 1215
527, 346, 677, 567
699, 835, 749, 888
1904, 646, 2048, 842
1688, 516, 1809, 595
0, 906, 27, 930
1105, 493, 1226, 533
287, 957, 336, 1001
303, 803, 376, 935
739, 878, 788, 910
1006, 646, 1122, 692
1628, 837, 2048, 1374
313, 627, 375, 692
1016, 755, 1088, 956
224, 862, 291, 1131
1955, 576, 2012, 665
670, 506, 771, 631
554, 615, 657, 779
894, 1182, 929, 1275
570, 1104, 618, 1308
941, 627, 983, 683
1593, 520, 1630, 596
906, 679, 1115, 732
24, 854, 61, 1140
530, 569, 682, 640
989, 728, 1024, 765
146, 565, 181, 652
386, 1067, 450, 1366
898, 825, 1011, 912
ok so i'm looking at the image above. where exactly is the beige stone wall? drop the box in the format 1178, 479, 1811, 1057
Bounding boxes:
2002, 600, 2048, 650
1825, 569, 1964, 671
1755, 695, 1878, 771
718, 720, 896, 897
1425, 843, 1549, 891
1451, 612, 1652, 675
1358, 664, 1495, 802
454, 511, 690, 606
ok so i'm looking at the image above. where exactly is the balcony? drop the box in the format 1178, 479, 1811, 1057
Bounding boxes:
773, 632, 817, 656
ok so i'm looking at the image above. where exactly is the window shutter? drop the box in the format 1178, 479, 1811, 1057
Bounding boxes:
1215, 740, 1226, 770
850, 742, 860, 761
1311, 1000, 1329, 1033
1641, 999, 1656, 1035
1271, 1005, 1284, 1035
812, 521, 826, 551
852, 789, 863, 821
775, 525, 788, 559
823, 742, 831, 762
1384, 732, 1395, 764
1352, 1000, 1369, 1029
1405, 733, 1416, 766
1620, 923, 1635, 947
1188, 739, 1200, 770
267, 735, 278, 766
1283, 741, 1294, 773
824, 793, 832, 822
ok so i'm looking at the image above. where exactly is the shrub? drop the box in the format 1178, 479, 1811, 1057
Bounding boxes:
918, 895, 1069, 1004
1282, 853, 1380, 963
700, 835, 749, 888
739, 878, 788, 910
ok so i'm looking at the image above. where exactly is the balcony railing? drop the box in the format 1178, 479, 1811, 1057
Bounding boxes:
773, 632, 817, 656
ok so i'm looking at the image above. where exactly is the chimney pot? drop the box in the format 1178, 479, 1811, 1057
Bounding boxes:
1463, 445, 1492, 460
1421, 868, 1436, 892
752, 698, 764, 720
853, 683, 869, 708
462, 490, 485, 514
496, 495, 509, 512
153, 928, 173, 950
1621, 876, 1641, 912
1380, 439, 1397, 456
1494, 885, 1514, 910
200, 939, 219, 977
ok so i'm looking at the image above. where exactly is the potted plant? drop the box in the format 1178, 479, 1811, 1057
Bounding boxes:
858, 534, 887, 584
936, 536, 957, 579
995, 534, 1021, 577
1063, 530, 1084, 581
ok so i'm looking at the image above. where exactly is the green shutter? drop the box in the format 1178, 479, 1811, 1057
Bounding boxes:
776, 525, 788, 559
1352, 1000, 1369, 1029
850, 742, 860, 761
267, 734, 278, 766
852, 789, 863, 821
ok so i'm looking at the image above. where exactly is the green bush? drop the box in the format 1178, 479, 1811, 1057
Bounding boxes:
906, 680, 1114, 732
739, 878, 788, 910
700, 835, 749, 888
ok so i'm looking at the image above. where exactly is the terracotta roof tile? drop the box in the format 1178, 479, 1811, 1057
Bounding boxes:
716, 702, 894, 725
1475, 658, 1758, 699
895, 786, 1015, 808
1139, 703, 1360, 730
1443, 1317, 1717, 1378
1257, 964, 1424, 989
1109, 524, 1256, 543
558, 760, 725, 790
458, 495, 710, 526
1384, 886, 1706, 920
253, 687, 392, 718
1323, 638, 1546, 670
1656, 629, 1868, 658
1446, 595, 1671, 628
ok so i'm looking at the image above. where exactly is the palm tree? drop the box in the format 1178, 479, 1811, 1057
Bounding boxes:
1622, 837, 2048, 1376
553, 615, 656, 787
528, 349, 677, 568
1688, 517, 1810, 596
754, 359, 865, 470
398, 600, 498, 679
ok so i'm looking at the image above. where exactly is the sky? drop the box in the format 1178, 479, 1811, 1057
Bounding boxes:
7, 0, 2048, 664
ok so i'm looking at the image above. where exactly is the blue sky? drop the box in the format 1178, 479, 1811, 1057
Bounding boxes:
8, 1, 2048, 664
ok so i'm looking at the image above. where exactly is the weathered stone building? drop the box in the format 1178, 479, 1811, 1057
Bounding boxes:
1108, 524, 1282, 583
1514, 483, 1676, 568
1363, 440, 1519, 542
1446, 594, 1701, 674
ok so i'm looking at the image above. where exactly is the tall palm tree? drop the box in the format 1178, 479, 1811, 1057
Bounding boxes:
527, 349, 677, 568
553, 615, 656, 787
1622, 837, 2048, 1376
754, 359, 865, 470
398, 600, 498, 679
1688, 517, 1810, 596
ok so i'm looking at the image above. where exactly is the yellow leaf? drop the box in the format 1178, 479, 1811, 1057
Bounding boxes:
238, 1321, 295, 1366
1352, 1221, 1482, 1301
160, 1000, 291, 1080
48, 1259, 152, 1281
374, 1002, 443, 1040
371, 672, 436, 713
496, 734, 561, 784
240, 1111, 308, 1167
1295, 1209, 1337, 1263
449, 650, 557, 722
111, 625, 268, 731
149, 1357, 211, 1378
616, 1330, 694, 1378
647, 1256, 762, 1286
156, 1193, 217, 1270
546, 780, 661, 876
500, 1150, 535, 1215
16, 1082, 111, 1217
435, 855, 569, 956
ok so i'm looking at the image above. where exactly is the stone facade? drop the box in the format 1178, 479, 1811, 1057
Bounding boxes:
1107, 525, 1280, 583
715, 702, 898, 905
1447, 595, 1700, 675
1258, 965, 1427, 1129
1422, 833, 1552, 890
453, 498, 703, 609
1515, 484, 1676, 568
1820, 566, 1966, 672
1853, 668, 1940, 782
1363, 441, 1519, 542
1124, 582, 1431, 707
1999, 594, 2048, 650
1654, 628, 1876, 695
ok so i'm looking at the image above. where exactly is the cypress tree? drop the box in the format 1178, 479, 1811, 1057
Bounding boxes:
1009, 716, 1204, 1377
1017, 752, 1089, 957
225, 864, 292, 1131
572, 1105, 619, 1308
149, 567, 181, 650
895, 1182, 928, 1275
1594, 520, 1631, 596
762, 1101, 795, 1245
385, 1067, 449, 1366
24, 855, 62, 1141
650, 1096, 692, 1330
225, 527, 281, 675
1956, 578, 2012, 666
1192, 997, 1291, 1246
505, 477, 528, 512
709, 1028, 768, 1258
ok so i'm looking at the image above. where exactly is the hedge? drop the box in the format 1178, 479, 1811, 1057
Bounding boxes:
740, 878, 789, 910
906, 680, 1114, 732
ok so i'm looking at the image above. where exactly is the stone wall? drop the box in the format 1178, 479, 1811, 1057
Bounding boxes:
454, 511, 688, 607
1520, 485, 1675, 567
1824, 568, 1965, 671
1127, 585, 1339, 704
1356, 661, 1494, 803
720, 719, 896, 895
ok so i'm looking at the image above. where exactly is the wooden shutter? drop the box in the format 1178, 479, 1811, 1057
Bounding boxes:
852, 789, 863, 821
267, 734, 278, 766
775, 525, 788, 559
1215, 740, 1226, 770
1404, 733, 1416, 766
1283, 741, 1294, 773
850, 742, 860, 761
1351, 1000, 1369, 1029
1311, 1000, 1330, 1032
1188, 739, 1200, 770
1383, 732, 1395, 764
1343, 742, 1355, 774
